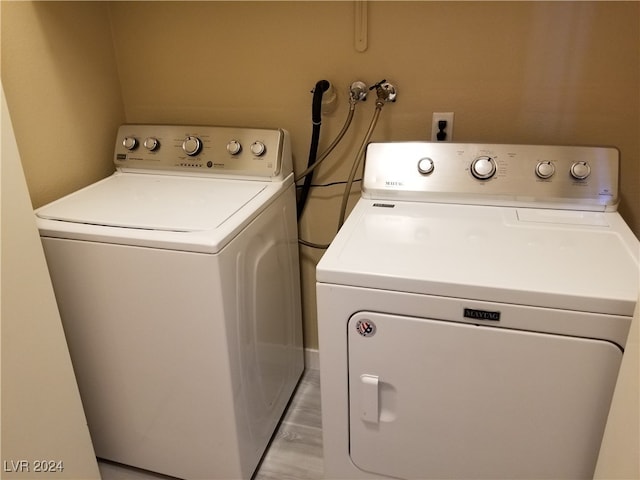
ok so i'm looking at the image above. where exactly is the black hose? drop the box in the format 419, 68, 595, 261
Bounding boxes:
297, 79, 330, 219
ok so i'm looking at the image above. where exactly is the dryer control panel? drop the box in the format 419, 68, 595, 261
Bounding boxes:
114, 125, 291, 180
363, 142, 620, 211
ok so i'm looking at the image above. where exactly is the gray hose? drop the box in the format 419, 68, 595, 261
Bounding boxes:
337, 102, 382, 229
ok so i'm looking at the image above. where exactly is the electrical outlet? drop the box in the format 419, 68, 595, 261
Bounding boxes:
431, 112, 454, 142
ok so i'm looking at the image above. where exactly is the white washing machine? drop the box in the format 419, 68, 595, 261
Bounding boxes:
317, 142, 640, 479
35, 124, 304, 480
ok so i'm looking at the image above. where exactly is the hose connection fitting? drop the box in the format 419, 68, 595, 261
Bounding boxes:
349, 81, 369, 103
370, 79, 397, 105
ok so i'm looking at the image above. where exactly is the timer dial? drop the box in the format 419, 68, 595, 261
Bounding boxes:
417, 157, 435, 175
122, 137, 138, 151
250, 141, 266, 156
227, 140, 242, 155
570, 161, 591, 180
143, 137, 159, 151
535, 161, 555, 179
182, 136, 202, 156
470, 156, 497, 180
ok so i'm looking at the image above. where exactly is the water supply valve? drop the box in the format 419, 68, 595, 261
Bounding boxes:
350, 81, 369, 102
370, 79, 397, 103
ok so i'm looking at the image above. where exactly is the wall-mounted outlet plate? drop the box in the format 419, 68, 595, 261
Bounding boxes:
431, 112, 454, 142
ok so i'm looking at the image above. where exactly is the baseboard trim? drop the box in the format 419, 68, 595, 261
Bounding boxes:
304, 348, 319, 371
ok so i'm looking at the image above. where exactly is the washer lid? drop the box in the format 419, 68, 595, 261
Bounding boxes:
36, 173, 267, 232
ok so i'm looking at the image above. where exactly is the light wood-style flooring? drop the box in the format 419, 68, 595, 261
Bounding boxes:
98, 369, 324, 480
254, 368, 323, 480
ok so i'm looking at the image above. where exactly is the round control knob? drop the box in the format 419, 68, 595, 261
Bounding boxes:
570, 161, 591, 180
250, 141, 266, 156
182, 136, 202, 156
417, 157, 435, 175
143, 137, 159, 151
535, 161, 555, 179
470, 156, 497, 180
227, 140, 242, 155
122, 137, 138, 151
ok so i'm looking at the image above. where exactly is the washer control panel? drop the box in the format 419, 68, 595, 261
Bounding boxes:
363, 142, 619, 210
114, 124, 288, 178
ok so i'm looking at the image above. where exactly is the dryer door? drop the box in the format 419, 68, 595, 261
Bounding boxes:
348, 311, 622, 480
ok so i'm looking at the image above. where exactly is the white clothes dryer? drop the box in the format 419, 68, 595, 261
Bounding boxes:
317, 142, 639, 479
36, 124, 304, 479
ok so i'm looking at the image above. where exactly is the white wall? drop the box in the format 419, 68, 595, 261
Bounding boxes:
1, 84, 100, 480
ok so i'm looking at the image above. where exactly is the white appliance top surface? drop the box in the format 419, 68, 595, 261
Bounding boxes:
37, 172, 266, 231
36, 172, 289, 253
317, 199, 640, 316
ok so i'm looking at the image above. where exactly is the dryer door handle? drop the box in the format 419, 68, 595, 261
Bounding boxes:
360, 374, 380, 424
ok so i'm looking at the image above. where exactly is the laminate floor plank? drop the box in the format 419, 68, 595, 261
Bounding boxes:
254, 369, 324, 480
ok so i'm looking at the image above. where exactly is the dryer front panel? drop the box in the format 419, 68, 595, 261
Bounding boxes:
347, 311, 622, 479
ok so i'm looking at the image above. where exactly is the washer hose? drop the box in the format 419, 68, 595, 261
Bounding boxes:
337, 99, 383, 229
295, 100, 356, 183
297, 80, 331, 219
